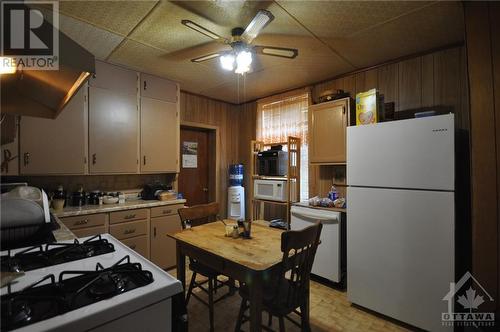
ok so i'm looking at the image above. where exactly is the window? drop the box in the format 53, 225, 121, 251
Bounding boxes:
256, 91, 309, 200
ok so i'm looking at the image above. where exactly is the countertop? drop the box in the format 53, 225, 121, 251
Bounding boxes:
52, 199, 187, 218
292, 201, 346, 213
52, 214, 77, 241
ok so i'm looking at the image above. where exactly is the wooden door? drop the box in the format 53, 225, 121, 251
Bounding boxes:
178, 128, 209, 206
309, 100, 347, 164
20, 87, 87, 175
140, 73, 178, 103
88, 86, 139, 174
150, 215, 181, 269
140, 97, 178, 173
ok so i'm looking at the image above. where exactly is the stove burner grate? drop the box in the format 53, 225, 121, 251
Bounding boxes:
1, 255, 154, 331
0, 235, 115, 272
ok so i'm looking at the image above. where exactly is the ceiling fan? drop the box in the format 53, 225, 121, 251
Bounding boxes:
181, 10, 298, 74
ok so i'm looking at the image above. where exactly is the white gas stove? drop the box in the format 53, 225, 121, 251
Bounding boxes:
0, 234, 185, 332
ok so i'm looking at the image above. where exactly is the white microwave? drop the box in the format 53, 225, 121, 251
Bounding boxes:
253, 179, 288, 202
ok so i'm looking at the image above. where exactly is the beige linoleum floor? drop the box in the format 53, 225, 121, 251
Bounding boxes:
168, 269, 410, 332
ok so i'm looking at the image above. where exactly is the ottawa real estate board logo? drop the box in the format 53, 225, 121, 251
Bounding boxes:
1, 1, 59, 70
442, 271, 495, 327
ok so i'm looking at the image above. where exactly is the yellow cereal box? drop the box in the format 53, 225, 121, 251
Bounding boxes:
355, 89, 378, 125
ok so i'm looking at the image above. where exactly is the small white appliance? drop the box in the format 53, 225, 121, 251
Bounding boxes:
291, 205, 344, 283
227, 186, 245, 221
347, 114, 455, 332
253, 179, 287, 202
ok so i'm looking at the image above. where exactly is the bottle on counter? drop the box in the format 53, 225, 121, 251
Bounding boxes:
52, 185, 66, 212
328, 185, 339, 201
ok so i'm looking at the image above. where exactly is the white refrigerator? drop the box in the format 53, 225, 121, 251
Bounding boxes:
346, 114, 455, 332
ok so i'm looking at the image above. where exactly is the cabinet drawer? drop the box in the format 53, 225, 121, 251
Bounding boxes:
110, 209, 148, 224
61, 213, 106, 230
110, 219, 147, 240
151, 204, 183, 218
121, 235, 148, 258
72, 225, 106, 238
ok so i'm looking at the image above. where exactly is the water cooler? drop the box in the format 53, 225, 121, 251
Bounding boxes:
227, 164, 245, 221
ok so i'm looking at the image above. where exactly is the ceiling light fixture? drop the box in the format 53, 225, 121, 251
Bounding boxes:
219, 53, 235, 71
219, 50, 252, 75
235, 50, 252, 74
0, 57, 16, 75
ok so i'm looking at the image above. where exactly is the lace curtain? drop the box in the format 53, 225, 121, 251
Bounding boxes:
256, 91, 310, 200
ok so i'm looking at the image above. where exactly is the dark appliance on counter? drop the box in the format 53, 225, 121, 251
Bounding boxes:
88, 190, 102, 205
70, 187, 87, 207
257, 145, 288, 176
142, 183, 172, 200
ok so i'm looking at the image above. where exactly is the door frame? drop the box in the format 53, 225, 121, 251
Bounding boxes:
179, 121, 219, 205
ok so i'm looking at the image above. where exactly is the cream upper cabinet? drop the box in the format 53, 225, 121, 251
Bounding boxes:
140, 97, 179, 173
140, 73, 178, 103
90, 60, 138, 95
309, 98, 350, 164
19, 87, 88, 175
88, 86, 139, 174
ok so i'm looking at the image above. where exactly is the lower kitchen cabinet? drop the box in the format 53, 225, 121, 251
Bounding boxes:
150, 215, 181, 269
58, 204, 183, 266
121, 235, 149, 258
72, 226, 107, 238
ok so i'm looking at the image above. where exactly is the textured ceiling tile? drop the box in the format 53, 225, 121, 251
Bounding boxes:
276, 0, 433, 38
34, 6, 124, 60
330, 1, 464, 68
129, 1, 227, 54
59, 1, 158, 36
108, 39, 233, 93
58, 14, 124, 60
199, 58, 350, 103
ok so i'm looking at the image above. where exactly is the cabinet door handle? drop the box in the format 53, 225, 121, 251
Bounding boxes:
124, 228, 136, 235
75, 219, 89, 226
23, 152, 30, 166
92, 154, 96, 165
124, 214, 136, 220
143, 80, 147, 90
342, 106, 346, 114
129, 244, 136, 249
143, 156, 146, 165
154, 227, 157, 237
163, 209, 172, 215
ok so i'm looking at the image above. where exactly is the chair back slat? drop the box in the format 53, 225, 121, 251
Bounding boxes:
178, 202, 220, 229
274, 223, 322, 309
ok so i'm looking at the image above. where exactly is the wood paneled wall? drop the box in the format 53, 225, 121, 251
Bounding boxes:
312, 45, 469, 130
309, 45, 469, 199
179, 91, 240, 216
236, 45, 470, 201
464, 1, 499, 318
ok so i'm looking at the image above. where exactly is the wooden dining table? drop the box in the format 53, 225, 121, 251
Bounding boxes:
168, 220, 286, 332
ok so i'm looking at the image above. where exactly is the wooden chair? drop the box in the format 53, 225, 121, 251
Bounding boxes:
234, 222, 323, 332
178, 202, 234, 332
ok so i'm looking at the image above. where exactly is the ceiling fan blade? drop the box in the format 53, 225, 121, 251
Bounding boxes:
254, 46, 298, 59
191, 53, 221, 63
241, 10, 274, 43
181, 20, 228, 43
